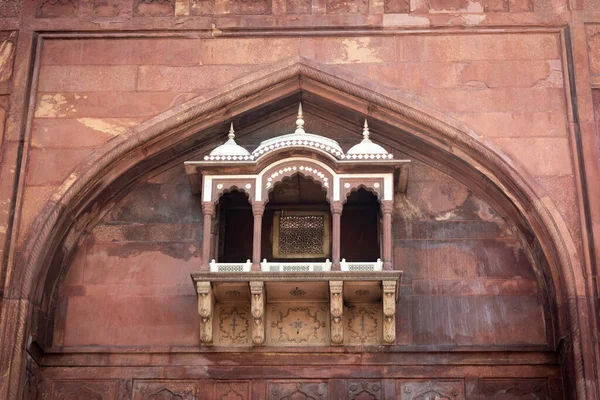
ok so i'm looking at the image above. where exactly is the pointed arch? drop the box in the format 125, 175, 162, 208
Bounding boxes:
3, 56, 592, 399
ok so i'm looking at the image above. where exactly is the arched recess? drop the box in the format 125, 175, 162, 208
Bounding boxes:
2, 56, 593, 399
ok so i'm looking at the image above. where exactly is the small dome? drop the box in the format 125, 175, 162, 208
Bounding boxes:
346, 120, 388, 155
209, 123, 250, 157
251, 104, 344, 159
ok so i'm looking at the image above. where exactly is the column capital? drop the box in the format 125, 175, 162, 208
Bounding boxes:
380, 200, 394, 214
330, 201, 343, 215
252, 201, 266, 216
201, 201, 216, 216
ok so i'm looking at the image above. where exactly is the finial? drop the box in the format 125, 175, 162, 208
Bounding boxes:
228, 122, 235, 140
363, 119, 370, 140
295, 103, 305, 134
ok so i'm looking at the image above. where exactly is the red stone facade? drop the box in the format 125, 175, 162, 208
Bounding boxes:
0, 0, 600, 398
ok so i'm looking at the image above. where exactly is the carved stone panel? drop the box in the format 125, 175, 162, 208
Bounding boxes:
399, 381, 464, 400
214, 304, 252, 346
268, 304, 329, 345
133, 0, 175, 16
326, 0, 368, 13
347, 381, 383, 400
268, 381, 329, 400
286, 0, 311, 13
132, 381, 197, 400
190, 0, 214, 14
229, 0, 271, 14
345, 304, 381, 345
36, 0, 78, 18
214, 381, 251, 400
51, 381, 118, 400
481, 380, 548, 399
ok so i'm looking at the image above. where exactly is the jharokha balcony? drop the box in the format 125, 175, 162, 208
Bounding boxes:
185, 104, 408, 347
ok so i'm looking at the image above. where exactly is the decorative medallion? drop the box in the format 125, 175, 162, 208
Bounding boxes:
290, 287, 306, 296
218, 306, 250, 345
269, 306, 328, 345
347, 305, 380, 345
225, 290, 241, 297
355, 290, 370, 296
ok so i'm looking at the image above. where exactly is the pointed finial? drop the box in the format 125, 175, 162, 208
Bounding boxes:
228, 122, 235, 140
295, 103, 305, 134
363, 119, 370, 140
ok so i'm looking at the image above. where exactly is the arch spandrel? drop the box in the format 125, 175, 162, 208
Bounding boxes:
11, 57, 592, 399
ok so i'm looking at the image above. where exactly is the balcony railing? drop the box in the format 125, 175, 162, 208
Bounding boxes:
261, 259, 332, 272
209, 259, 252, 272
340, 258, 383, 272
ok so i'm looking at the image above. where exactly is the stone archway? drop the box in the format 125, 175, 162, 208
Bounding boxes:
1, 57, 593, 399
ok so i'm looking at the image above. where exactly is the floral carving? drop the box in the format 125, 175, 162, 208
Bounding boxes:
347, 305, 380, 345
132, 382, 196, 400
348, 381, 382, 400
400, 381, 464, 400
214, 382, 249, 400
482, 379, 547, 399
52, 381, 117, 400
134, 0, 174, 16
269, 306, 327, 345
218, 306, 250, 345
268, 382, 328, 400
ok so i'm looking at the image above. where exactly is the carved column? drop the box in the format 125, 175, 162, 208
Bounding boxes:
201, 202, 215, 270
196, 281, 214, 345
330, 201, 343, 270
382, 280, 397, 345
251, 202, 265, 271
250, 281, 266, 346
380, 200, 394, 270
329, 281, 344, 345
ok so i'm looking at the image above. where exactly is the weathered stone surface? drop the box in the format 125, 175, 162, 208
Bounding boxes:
201, 38, 300, 64
41, 38, 201, 66
36, 0, 78, 17
38, 65, 138, 92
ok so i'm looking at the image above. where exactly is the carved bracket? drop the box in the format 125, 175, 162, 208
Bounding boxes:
329, 281, 344, 345
196, 281, 214, 345
382, 280, 397, 345
250, 281, 266, 346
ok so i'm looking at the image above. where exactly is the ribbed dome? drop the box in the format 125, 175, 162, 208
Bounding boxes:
209, 123, 250, 157
346, 120, 389, 155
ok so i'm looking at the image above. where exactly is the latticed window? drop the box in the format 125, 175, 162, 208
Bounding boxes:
273, 211, 331, 259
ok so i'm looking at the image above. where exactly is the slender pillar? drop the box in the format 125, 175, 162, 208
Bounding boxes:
330, 201, 343, 271
201, 202, 215, 270
252, 202, 265, 271
381, 200, 394, 270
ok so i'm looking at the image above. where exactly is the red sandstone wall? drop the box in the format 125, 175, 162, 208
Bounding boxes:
2, 0, 600, 397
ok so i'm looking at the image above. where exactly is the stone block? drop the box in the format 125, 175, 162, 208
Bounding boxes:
132, 381, 197, 400
17, 185, 56, 245
458, 60, 563, 88
201, 38, 300, 64
38, 65, 137, 92
62, 294, 199, 346
79, 241, 200, 285
410, 295, 546, 345
34, 92, 197, 118
41, 38, 201, 66
588, 26, 600, 76
304, 37, 396, 64
26, 147, 92, 185
136, 65, 259, 92
395, 34, 560, 62
133, 0, 175, 16
416, 87, 566, 113
365, 62, 462, 89
31, 117, 141, 149
412, 278, 539, 296
0, 33, 16, 83
455, 111, 568, 138
493, 137, 573, 176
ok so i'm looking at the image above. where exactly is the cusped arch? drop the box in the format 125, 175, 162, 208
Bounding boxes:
5, 56, 591, 399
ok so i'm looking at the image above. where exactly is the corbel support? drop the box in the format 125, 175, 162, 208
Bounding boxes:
250, 281, 266, 346
382, 280, 397, 345
196, 281, 214, 346
329, 281, 344, 345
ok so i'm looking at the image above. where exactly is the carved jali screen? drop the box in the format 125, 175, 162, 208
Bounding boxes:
273, 211, 331, 259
